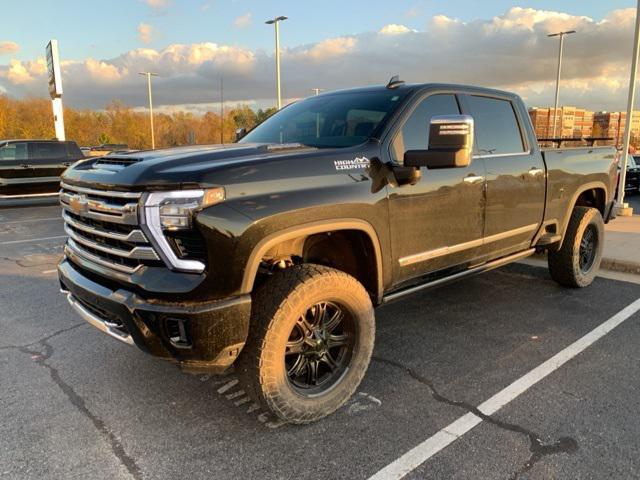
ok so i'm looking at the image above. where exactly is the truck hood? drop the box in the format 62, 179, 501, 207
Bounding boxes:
62, 143, 324, 190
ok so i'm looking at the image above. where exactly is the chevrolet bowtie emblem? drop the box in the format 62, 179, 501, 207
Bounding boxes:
69, 194, 89, 215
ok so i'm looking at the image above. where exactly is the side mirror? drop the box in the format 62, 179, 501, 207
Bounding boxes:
235, 128, 248, 142
404, 115, 474, 169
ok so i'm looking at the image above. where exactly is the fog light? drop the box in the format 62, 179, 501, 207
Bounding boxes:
166, 317, 191, 348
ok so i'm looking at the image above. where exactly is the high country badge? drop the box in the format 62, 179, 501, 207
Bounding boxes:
334, 157, 370, 171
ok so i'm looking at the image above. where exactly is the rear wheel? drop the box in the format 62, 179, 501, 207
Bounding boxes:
548, 206, 604, 288
238, 264, 375, 424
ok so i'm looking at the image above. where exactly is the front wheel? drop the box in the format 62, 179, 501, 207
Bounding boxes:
238, 264, 375, 424
548, 206, 604, 288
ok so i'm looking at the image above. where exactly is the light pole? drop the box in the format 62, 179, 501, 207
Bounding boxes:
220, 76, 224, 144
139, 72, 158, 149
616, 0, 640, 210
266, 16, 288, 110
548, 30, 576, 138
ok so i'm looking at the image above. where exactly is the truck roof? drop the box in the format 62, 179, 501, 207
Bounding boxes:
318, 82, 521, 100
0, 139, 77, 144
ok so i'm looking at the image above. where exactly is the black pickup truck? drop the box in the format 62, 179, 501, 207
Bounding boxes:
58, 81, 618, 423
0, 139, 84, 197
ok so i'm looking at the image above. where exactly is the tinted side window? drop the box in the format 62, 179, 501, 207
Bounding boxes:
65, 142, 83, 159
32, 142, 67, 160
464, 96, 525, 155
392, 94, 460, 162
0, 143, 27, 161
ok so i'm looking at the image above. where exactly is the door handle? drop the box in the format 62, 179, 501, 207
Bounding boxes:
528, 167, 544, 176
463, 174, 484, 184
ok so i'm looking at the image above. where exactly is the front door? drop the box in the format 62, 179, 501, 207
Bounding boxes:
460, 94, 545, 259
0, 142, 29, 196
386, 92, 486, 286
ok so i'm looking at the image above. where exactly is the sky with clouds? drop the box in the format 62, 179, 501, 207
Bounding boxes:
0, 0, 637, 113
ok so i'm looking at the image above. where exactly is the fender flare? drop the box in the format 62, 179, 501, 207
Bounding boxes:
558, 181, 608, 249
240, 219, 384, 302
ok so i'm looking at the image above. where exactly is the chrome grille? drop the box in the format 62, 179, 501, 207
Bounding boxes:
60, 182, 160, 274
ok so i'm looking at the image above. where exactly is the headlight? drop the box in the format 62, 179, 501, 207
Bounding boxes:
142, 188, 225, 273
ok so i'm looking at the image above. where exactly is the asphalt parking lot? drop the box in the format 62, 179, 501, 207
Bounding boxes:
1, 202, 640, 480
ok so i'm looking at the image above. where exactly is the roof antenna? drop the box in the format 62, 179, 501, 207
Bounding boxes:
386, 75, 405, 89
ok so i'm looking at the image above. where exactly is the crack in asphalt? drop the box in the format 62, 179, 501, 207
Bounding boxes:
372, 356, 578, 479
11, 328, 144, 480
0, 253, 61, 267
0, 323, 84, 351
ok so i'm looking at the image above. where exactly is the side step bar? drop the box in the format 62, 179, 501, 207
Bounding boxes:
0, 192, 59, 199
382, 248, 536, 304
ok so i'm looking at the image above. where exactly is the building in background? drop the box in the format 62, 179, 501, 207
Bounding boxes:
528, 107, 594, 139
593, 111, 640, 147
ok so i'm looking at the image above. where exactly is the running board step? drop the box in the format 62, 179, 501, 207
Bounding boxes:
535, 233, 562, 246
382, 249, 536, 303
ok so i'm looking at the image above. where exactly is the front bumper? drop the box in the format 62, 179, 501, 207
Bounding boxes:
58, 259, 251, 373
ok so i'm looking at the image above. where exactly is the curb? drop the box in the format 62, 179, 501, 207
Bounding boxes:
532, 251, 640, 276
600, 258, 640, 276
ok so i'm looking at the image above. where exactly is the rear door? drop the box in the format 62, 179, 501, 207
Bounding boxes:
460, 94, 545, 259
0, 142, 29, 195
29, 142, 70, 193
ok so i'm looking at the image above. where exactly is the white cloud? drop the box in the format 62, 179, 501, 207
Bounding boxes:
0, 7, 637, 112
3, 57, 46, 84
303, 37, 357, 61
0, 41, 19, 55
379, 24, 412, 35
142, 0, 169, 9
137, 23, 155, 44
234, 12, 252, 28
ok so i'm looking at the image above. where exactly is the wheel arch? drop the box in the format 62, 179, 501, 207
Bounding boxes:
240, 219, 384, 303
558, 182, 607, 249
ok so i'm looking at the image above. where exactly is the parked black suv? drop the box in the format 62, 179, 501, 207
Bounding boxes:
625, 156, 640, 194
0, 139, 84, 197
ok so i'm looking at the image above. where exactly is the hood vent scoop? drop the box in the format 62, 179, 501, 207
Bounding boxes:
92, 156, 143, 173
264, 143, 309, 152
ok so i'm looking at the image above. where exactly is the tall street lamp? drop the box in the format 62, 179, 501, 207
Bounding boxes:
139, 72, 158, 149
548, 30, 576, 138
617, 0, 640, 210
265, 16, 288, 110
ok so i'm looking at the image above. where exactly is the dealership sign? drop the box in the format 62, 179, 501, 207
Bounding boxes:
46, 40, 63, 99
46, 39, 65, 140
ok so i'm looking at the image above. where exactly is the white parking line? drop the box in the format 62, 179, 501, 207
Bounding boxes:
369, 297, 640, 480
0, 217, 61, 225
0, 235, 67, 245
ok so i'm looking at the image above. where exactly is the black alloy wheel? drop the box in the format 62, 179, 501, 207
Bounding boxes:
285, 301, 355, 396
579, 224, 598, 273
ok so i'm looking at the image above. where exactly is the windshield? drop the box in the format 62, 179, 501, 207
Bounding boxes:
240, 90, 409, 148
